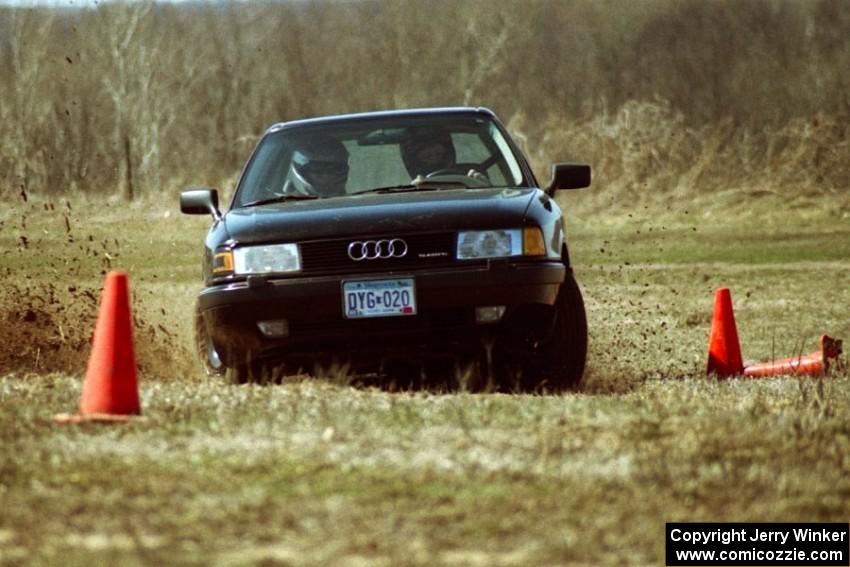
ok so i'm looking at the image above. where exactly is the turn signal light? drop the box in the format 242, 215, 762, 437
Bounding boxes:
212, 251, 234, 274
523, 227, 546, 256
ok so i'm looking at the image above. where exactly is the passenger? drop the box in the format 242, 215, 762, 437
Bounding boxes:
400, 128, 457, 179
283, 136, 349, 197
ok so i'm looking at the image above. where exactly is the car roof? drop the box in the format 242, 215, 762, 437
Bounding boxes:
266, 107, 498, 133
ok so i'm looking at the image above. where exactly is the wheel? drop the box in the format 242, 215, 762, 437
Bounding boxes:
495, 275, 588, 392
193, 300, 226, 378
531, 275, 587, 390
194, 300, 271, 384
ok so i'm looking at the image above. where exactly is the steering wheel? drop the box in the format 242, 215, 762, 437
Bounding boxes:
424, 166, 490, 187
425, 166, 473, 177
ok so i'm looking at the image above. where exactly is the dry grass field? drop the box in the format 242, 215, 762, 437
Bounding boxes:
1, 192, 847, 566
1, 1, 849, 564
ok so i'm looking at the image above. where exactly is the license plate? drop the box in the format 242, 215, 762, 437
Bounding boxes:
342, 278, 416, 319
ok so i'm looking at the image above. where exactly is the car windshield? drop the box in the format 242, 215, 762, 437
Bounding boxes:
233, 113, 528, 207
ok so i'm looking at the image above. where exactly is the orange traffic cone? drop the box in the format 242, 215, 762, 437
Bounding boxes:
743, 335, 843, 378
55, 271, 140, 424
706, 287, 744, 377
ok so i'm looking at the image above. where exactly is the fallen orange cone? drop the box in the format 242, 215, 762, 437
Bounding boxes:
744, 335, 843, 378
55, 271, 141, 424
706, 287, 744, 377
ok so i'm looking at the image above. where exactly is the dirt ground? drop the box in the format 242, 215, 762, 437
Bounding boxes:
0, 196, 198, 380
0, 279, 194, 379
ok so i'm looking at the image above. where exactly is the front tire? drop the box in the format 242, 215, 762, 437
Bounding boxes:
193, 300, 226, 378
495, 275, 588, 392
537, 274, 588, 390
194, 301, 270, 384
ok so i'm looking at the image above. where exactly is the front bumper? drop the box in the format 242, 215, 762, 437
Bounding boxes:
199, 260, 565, 365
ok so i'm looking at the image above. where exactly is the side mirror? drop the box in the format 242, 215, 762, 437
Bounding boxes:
545, 163, 591, 194
180, 188, 221, 219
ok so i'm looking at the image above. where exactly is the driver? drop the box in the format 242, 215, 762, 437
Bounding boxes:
400, 128, 457, 179
282, 136, 349, 197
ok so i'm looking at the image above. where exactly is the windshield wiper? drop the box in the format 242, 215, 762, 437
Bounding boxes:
241, 194, 319, 207
353, 184, 430, 195
353, 181, 468, 195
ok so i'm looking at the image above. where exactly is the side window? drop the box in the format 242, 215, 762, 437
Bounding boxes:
452, 132, 508, 185
452, 133, 491, 163
485, 163, 508, 186
237, 137, 292, 204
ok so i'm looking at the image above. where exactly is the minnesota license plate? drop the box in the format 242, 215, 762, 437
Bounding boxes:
342, 278, 416, 319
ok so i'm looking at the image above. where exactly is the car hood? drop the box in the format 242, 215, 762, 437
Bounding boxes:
223, 187, 538, 243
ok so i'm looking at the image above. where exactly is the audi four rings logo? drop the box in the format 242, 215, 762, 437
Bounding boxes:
347, 239, 408, 261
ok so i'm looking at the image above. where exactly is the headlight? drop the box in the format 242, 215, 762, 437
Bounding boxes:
233, 243, 301, 274
456, 228, 546, 260
457, 229, 522, 259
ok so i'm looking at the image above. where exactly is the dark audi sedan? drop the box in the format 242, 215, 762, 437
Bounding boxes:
181, 107, 590, 389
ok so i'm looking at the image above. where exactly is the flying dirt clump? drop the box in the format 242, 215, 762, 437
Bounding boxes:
1, 198, 198, 379
0, 279, 196, 379
0, 280, 97, 374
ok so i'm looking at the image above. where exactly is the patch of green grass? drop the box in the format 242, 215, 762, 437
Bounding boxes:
569, 218, 850, 266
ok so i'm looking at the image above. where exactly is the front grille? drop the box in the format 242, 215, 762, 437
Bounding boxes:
300, 232, 456, 275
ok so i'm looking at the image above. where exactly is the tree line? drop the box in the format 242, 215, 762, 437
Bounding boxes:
1, 0, 847, 200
